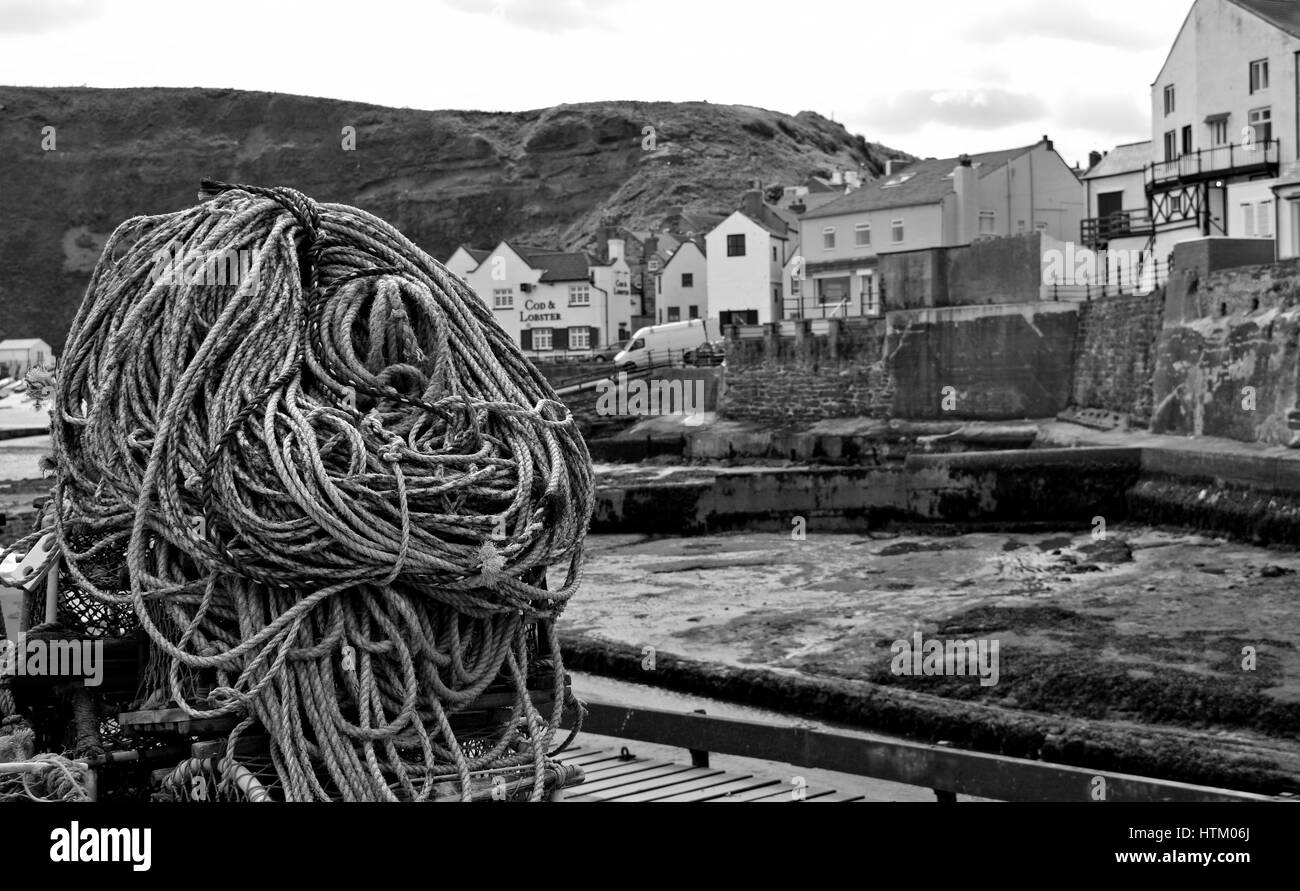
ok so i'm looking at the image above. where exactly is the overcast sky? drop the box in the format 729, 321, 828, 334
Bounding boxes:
0, 0, 1193, 168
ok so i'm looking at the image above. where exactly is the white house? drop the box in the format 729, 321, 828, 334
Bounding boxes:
1079, 141, 1156, 287
445, 245, 490, 279
654, 239, 708, 324
704, 191, 795, 325
795, 138, 1084, 318
447, 240, 634, 358
0, 339, 54, 377
1133, 0, 1297, 260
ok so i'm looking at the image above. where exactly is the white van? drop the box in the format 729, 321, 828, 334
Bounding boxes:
614, 318, 720, 370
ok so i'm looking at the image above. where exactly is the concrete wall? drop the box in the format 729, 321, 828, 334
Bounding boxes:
886, 302, 1078, 420
1173, 237, 1277, 279
1151, 259, 1300, 444
1071, 291, 1166, 421
880, 233, 1045, 309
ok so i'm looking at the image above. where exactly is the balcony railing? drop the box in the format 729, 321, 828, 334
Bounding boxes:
1080, 207, 1155, 247
1145, 139, 1279, 190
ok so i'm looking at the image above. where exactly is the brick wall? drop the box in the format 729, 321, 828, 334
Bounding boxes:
720, 319, 894, 425
1070, 291, 1165, 422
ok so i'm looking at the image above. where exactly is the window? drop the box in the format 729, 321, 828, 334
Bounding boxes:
647, 257, 661, 272
1258, 201, 1274, 237
1170, 194, 1182, 214
772, 245, 779, 261
822, 227, 836, 250
1182, 125, 1192, 155
818, 276, 850, 304
532, 328, 553, 351
978, 210, 996, 235
492, 287, 514, 309
569, 327, 590, 350
1164, 85, 1175, 116
568, 284, 590, 306
1163, 130, 1177, 161
681, 272, 693, 288
667, 307, 681, 322
1210, 118, 1229, 146
891, 220, 904, 243
855, 223, 871, 246
1250, 58, 1269, 94
688, 305, 699, 319
1249, 107, 1272, 145
726, 234, 746, 256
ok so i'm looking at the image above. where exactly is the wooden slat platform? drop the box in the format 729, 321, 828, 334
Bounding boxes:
553, 746, 864, 802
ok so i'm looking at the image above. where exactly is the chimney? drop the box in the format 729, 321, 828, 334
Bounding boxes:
607, 237, 625, 264
953, 154, 978, 245
1087, 150, 1103, 171
1042, 134, 1053, 151
885, 159, 911, 177
740, 188, 765, 219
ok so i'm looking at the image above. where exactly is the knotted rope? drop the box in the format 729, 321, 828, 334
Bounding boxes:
43, 181, 594, 801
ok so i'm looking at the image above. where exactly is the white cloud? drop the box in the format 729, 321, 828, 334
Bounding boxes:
0, 0, 102, 36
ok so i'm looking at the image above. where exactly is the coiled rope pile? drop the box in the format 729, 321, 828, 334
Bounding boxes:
41, 180, 595, 801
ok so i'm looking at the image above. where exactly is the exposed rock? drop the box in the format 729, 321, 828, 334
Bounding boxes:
0, 87, 911, 349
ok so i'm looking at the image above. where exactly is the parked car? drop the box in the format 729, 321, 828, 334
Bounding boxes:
591, 340, 627, 363
684, 339, 725, 367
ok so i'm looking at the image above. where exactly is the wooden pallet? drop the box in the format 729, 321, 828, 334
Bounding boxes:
553, 745, 864, 802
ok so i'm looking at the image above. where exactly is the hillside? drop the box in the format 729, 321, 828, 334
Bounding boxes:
0, 87, 912, 349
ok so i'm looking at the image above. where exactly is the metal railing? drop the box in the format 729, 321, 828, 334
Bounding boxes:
1046, 255, 1171, 302
1081, 208, 1155, 247
784, 286, 882, 321
1145, 139, 1279, 189
562, 701, 1285, 802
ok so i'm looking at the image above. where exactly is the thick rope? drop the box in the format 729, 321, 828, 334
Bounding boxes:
45, 182, 594, 801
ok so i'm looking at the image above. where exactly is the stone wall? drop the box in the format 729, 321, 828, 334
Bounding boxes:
1151, 260, 1300, 445
1070, 291, 1165, 421
886, 303, 1078, 420
720, 319, 893, 425
721, 302, 1077, 425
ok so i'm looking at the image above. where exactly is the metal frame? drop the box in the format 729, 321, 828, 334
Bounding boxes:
563, 701, 1288, 803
